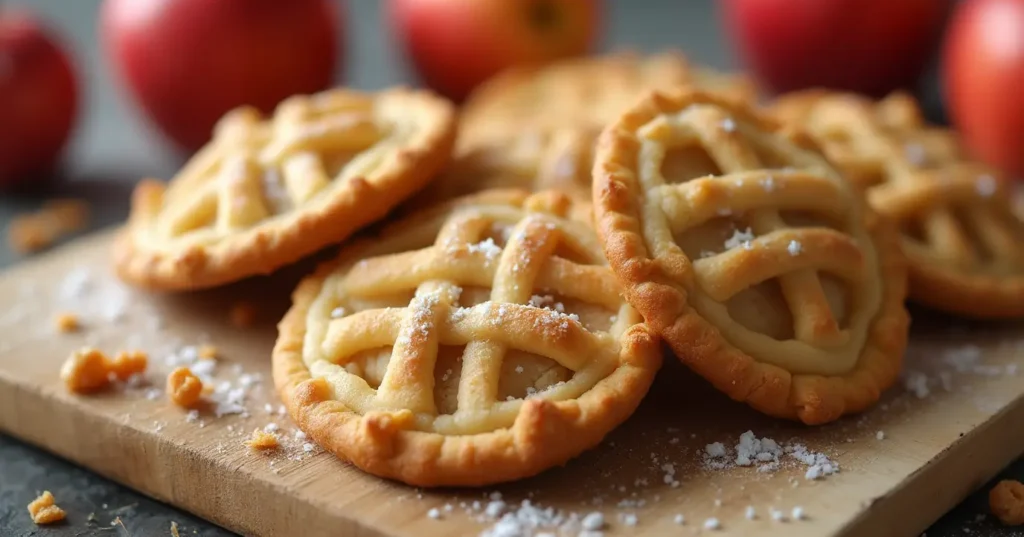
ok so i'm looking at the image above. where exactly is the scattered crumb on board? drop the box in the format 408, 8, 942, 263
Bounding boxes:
27, 491, 66, 525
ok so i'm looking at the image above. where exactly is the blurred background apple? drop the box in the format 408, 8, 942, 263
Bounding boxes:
943, 0, 1024, 179
100, 0, 342, 152
0, 10, 78, 190
387, 0, 602, 102
719, 0, 948, 97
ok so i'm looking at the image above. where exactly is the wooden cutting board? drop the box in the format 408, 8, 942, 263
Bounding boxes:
1, 230, 1023, 537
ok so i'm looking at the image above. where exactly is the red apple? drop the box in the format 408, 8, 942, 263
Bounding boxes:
943, 0, 1024, 179
388, 0, 602, 102
101, 0, 342, 152
720, 0, 947, 97
0, 10, 78, 189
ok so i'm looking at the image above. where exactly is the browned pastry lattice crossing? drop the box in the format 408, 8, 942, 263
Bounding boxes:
322, 203, 620, 429
773, 91, 1024, 318
274, 190, 660, 486
116, 88, 456, 290
160, 97, 382, 237
638, 106, 867, 352
594, 89, 908, 424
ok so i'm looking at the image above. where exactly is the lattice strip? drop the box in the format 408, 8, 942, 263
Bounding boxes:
656, 171, 848, 233
215, 155, 270, 229
260, 114, 380, 166
281, 152, 330, 204
321, 309, 404, 362
375, 282, 459, 413
693, 228, 864, 301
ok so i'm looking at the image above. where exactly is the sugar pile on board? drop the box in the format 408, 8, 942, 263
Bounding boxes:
786, 443, 840, 480
734, 431, 783, 471
702, 431, 839, 480
703, 441, 730, 470
477, 499, 582, 537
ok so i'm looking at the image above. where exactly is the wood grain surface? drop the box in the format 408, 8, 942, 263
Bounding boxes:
1, 230, 1022, 537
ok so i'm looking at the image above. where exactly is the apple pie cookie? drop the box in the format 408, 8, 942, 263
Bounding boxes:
460, 50, 757, 150
773, 91, 1024, 318
593, 89, 909, 425
273, 189, 661, 486
114, 88, 456, 290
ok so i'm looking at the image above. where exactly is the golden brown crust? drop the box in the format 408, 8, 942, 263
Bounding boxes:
772, 90, 1024, 319
405, 126, 600, 212
114, 88, 456, 291
593, 88, 909, 425
273, 189, 661, 486
460, 50, 757, 150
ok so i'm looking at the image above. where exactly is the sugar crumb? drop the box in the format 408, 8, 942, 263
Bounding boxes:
581, 512, 604, 531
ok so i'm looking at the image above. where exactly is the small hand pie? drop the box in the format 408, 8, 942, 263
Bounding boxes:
773, 91, 1024, 318
411, 126, 598, 209
115, 88, 456, 290
273, 189, 660, 487
460, 50, 757, 150
593, 89, 909, 425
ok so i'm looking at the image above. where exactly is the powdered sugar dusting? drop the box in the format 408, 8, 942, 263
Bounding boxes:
467, 238, 503, 260
724, 227, 755, 251
787, 240, 802, 256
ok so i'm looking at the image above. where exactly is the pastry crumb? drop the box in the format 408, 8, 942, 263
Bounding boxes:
245, 429, 279, 450
43, 199, 90, 231
27, 491, 66, 525
171, 521, 181, 537
167, 367, 204, 408
108, 350, 148, 381
197, 344, 218, 360
60, 348, 112, 393
7, 199, 90, 254
229, 301, 257, 328
54, 312, 80, 333
990, 480, 1024, 525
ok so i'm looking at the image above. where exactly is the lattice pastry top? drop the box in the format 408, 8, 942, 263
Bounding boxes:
593, 89, 909, 425
114, 88, 456, 290
409, 126, 598, 210
773, 90, 1024, 318
273, 189, 661, 487
459, 50, 757, 150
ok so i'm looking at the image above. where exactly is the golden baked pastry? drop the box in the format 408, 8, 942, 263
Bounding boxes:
410, 126, 597, 209
273, 189, 661, 486
460, 50, 757, 150
593, 89, 908, 425
773, 90, 1024, 318
115, 88, 456, 290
